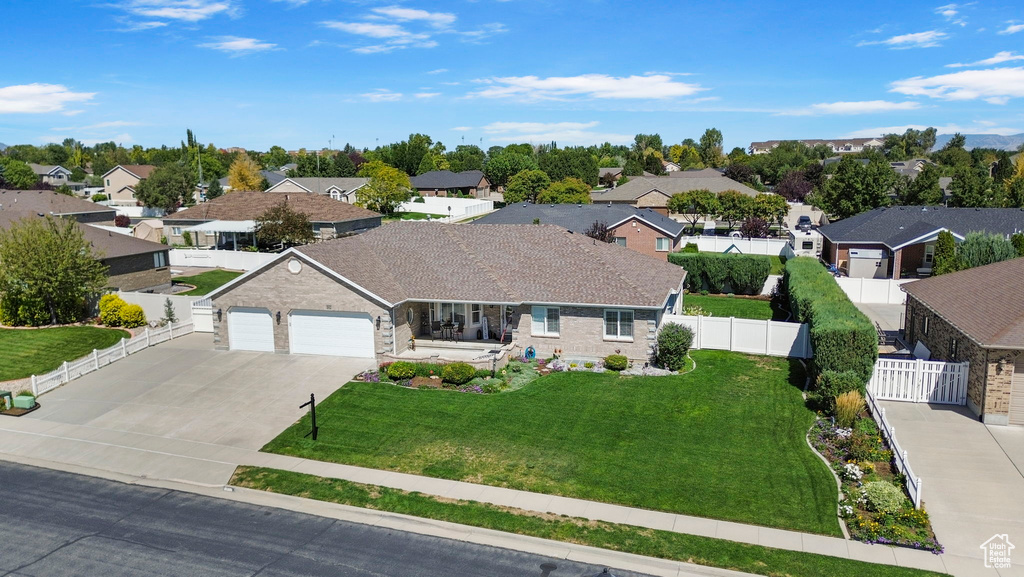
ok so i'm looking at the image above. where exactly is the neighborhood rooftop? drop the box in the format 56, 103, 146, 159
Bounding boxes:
167, 190, 380, 222
0, 208, 165, 258
904, 257, 1024, 350
268, 177, 369, 195
818, 206, 1024, 248
292, 222, 686, 308
471, 202, 684, 236
0, 189, 115, 217
409, 170, 485, 189
592, 174, 760, 202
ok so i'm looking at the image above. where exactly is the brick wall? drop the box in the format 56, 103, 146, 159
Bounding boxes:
511, 305, 658, 362
905, 294, 1020, 424
610, 218, 676, 260
211, 255, 391, 354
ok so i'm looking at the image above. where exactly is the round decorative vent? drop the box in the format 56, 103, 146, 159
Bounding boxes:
287, 258, 302, 274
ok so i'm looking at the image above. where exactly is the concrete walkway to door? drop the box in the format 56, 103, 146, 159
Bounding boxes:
880, 401, 1024, 576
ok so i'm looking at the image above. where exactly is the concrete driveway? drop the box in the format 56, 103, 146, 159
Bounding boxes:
880, 401, 1024, 575
27, 333, 372, 450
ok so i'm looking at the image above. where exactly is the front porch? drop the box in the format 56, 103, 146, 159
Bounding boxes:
409, 301, 514, 343
383, 339, 515, 370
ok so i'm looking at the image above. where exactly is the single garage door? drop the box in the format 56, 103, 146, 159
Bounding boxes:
289, 310, 375, 358
228, 307, 275, 352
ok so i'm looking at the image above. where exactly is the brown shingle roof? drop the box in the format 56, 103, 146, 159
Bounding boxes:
117, 165, 157, 179
904, 257, 1024, 349
294, 222, 686, 307
592, 175, 760, 203
0, 189, 116, 217
166, 191, 381, 223
0, 209, 166, 259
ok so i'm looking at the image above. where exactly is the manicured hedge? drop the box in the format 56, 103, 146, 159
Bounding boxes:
668, 253, 771, 295
784, 257, 876, 385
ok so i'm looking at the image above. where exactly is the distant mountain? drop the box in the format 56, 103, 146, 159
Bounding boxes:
933, 133, 1024, 151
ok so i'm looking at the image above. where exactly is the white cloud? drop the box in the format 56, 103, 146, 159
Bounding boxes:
857, 30, 948, 48
460, 23, 508, 42
467, 73, 705, 101
198, 36, 278, 55
0, 84, 96, 114
414, 92, 440, 98
779, 100, 922, 116
361, 89, 402, 102
451, 126, 471, 131
426, 68, 448, 74
890, 67, 1024, 103
844, 123, 1022, 138
115, 19, 168, 31
935, 4, 966, 26
321, 20, 435, 53
999, 22, 1024, 35
369, 6, 456, 28
946, 51, 1024, 67
481, 121, 633, 145
115, 0, 236, 22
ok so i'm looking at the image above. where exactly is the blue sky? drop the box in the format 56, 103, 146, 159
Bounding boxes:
2, 0, 1023, 151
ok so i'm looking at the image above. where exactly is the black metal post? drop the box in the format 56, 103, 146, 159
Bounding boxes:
300, 393, 318, 441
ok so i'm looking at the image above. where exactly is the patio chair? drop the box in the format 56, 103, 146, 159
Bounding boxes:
454, 322, 465, 341
430, 321, 442, 340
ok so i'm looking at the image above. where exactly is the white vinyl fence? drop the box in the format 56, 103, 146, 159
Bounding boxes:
836, 277, 917, 305
868, 357, 969, 405
866, 390, 923, 509
191, 297, 213, 332
170, 249, 278, 271
398, 196, 494, 222
118, 291, 202, 324
662, 315, 812, 358
678, 236, 790, 256
30, 321, 195, 397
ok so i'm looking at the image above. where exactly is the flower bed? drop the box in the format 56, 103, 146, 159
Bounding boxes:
810, 418, 942, 554
356, 359, 539, 394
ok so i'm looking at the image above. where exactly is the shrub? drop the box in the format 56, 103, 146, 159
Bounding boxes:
668, 252, 771, 295
817, 370, 866, 412
656, 323, 694, 371
114, 214, 131, 227
98, 294, 126, 327
835, 390, 864, 428
119, 304, 147, 328
584, 361, 595, 369
682, 242, 699, 253
387, 361, 417, 380
413, 196, 425, 203
91, 194, 108, 202
785, 257, 876, 384
474, 369, 493, 379
863, 481, 906, 514
441, 362, 476, 385
604, 354, 628, 371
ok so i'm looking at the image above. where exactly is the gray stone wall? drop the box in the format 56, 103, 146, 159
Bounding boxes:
510, 305, 657, 362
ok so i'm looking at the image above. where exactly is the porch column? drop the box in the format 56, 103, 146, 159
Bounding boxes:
232, 232, 238, 251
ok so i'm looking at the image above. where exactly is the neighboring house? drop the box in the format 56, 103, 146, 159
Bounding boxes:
162, 191, 381, 248
598, 167, 623, 187
591, 174, 760, 214
101, 164, 157, 206
662, 160, 681, 172
217, 170, 287, 193
206, 222, 686, 363
0, 192, 170, 292
472, 202, 685, 260
133, 219, 164, 243
667, 168, 725, 178
0, 189, 116, 223
750, 138, 883, 155
903, 257, 1024, 426
818, 206, 1024, 279
27, 164, 72, 186
265, 177, 370, 203
410, 170, 491, 198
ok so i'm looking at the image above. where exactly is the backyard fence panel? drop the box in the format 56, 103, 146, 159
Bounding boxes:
869, 358, 968, 404
768, 322, 811, 358
191, 298, 214, 332
733, 319, 769, 355
699, 317, 733, 350
169, 249, 278, 271
835, 277, 917, 305
118, 292, 200, 323
660, 315, 810, 359
677, 236, 789, 256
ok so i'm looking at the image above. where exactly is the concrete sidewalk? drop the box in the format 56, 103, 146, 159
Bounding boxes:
0, 416, 965, 576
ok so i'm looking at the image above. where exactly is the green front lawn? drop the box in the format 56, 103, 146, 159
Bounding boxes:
174, 269, 243, 296
264, 350, 840, 535
683, 294, 788, 321
233, 467, 948, 577
384, 211, 438, 222
0, 326, 130, 382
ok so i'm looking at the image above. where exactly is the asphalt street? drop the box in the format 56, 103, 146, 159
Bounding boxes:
0, 462, 650, 577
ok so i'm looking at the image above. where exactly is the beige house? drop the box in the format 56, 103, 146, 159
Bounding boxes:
207, 222, 686, 366
132, 219, 164, 243
28, 164, 73, 186
102, 165, 156, 205
903, 257, 1024, 425
591, 174, 760, 215
265, 177, 370, 203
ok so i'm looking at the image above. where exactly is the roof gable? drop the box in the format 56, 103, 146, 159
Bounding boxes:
819, 206, 1024, 247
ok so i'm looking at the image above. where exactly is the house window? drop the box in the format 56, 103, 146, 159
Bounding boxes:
604, 309, 634, 341
153, 252, 167, 268
330, 190, 342, 200
924, 245, 935, 264
531, 306, 559, 337
171, 227, 182, 235
106, 179, 110, 187
655, 237, 671, 252
471, 304, 481, 325
406, 307, 414, 326
950, 337, 958, 359
922, 315, 930, 335
614, 237, 627, 247
802, 241, 814, 250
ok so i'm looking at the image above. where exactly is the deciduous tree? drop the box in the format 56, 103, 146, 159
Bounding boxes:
135, 163, 197, 212
227, 152, 264, 191
698, 128, 724, 168
584, 220, 615, 243
536, 177, 591, 204
355, 164, 411, 215
503, 169, 551, 204
254, 202, 315, 248
667, 189, 719, 234
484, 153, 538, 188
715, 190, 753, 231
814, 156, 894, 219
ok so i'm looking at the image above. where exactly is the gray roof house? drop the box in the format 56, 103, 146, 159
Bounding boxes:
819, 205, 1024, 279
0, 189, 116, 223
591, 175, 761, 214
410, 170, 491, 198
472, 202, 685, 260
218, 170, 287, 191
206, 222, 687, 365
27, 163, 73, 187
264, 177, 370, 202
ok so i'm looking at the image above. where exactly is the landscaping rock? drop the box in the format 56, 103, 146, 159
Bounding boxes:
622, 365, 676, 377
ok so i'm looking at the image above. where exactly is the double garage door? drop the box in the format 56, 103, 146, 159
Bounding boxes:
227, 308, 374, 358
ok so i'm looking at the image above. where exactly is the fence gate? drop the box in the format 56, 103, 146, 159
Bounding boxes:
868, 358, 969, 405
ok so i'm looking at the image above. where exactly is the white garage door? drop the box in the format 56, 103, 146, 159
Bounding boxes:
289, 310, 375, 358
227, 307, 275, 352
